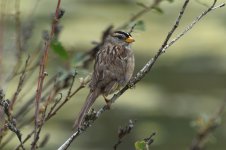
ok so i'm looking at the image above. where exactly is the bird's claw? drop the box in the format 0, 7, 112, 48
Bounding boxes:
103, 96, 111, 110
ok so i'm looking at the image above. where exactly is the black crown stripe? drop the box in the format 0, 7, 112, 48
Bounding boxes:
114, 31, 131, 38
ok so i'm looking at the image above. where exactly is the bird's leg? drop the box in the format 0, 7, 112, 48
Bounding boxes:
103, 95, 111, 109
103, 95, 110, 103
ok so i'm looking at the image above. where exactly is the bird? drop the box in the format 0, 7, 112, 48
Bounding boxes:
73, 31, 135, 129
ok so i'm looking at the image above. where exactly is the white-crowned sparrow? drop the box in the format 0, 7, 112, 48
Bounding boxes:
74, 31, 135, 129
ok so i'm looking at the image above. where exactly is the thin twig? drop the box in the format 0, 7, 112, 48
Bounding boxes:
32, 80, 60, 149
190, 99, 226, 150
113, 120, 135, 150
135, 132, 156, 150
45, 72, 87, 121
14, 72, 79, 148
0, 90, 25, 150
57, 0, 225, 148
117, 0, 163, 30
45, 71, 78, 120
7, 42, 41, 81
161, 0, 225, 53
33, 0, 62, 149
15, 130, 34, 150
15, 73, 59, 120
144, 132, 156, 150
9, 55, 30, 112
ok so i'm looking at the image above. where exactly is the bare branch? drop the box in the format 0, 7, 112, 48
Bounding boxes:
57, 130, 80, 150
9, 55, 30, 112
32, 0, 63, 149
117, 0, 163, 30
113, 120, 135, 150
45, 71, 79, 121
190, 99, 226, 150
0, 89, 25, 150
14, 130, 34, 150
143, 132, 156, 150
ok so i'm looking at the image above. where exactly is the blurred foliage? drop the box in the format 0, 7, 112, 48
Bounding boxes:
51, 40, 69, 60
135, 140, 146, 150
134, 20, 146, 31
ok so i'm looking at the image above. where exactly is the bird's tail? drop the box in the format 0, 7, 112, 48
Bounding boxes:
73, 89, 100, 130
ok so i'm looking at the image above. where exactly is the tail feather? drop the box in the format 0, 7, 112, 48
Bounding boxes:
73, 89, 100, 130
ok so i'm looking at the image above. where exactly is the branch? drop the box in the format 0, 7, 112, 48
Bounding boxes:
9, 55, 30, 112
0, 89, 25, 150
14, 71, 84, 150
190, 99, 226, 150
58, 0, 225, 148
144, 132, 156, 149
32, 0, 63, 149
135, 132, 156, 150
45, 71, 80, 121
57, 130, 80, 150
117, 0, 163, 30
15, 130, 34, 150
113, 120, 135, 150
15, 73, 59, 120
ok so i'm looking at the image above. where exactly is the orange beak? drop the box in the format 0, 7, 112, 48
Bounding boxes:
125, 36, 135, 43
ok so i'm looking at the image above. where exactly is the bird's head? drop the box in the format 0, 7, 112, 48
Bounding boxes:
107, 31, 135, 46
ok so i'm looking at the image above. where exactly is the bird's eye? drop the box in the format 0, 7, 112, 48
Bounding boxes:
116, 35, 123, 40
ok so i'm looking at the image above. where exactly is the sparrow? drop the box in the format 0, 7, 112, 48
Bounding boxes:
73, 31, 135, 129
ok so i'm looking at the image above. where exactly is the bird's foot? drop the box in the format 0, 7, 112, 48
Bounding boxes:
103, 96, 111, 110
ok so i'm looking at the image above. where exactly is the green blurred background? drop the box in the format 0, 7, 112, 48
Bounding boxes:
1, 0, 226, 150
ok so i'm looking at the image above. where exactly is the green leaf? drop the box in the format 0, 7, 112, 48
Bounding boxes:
135, 20, 145, 31
135, 140, 146, 150
51, 40, 69, 60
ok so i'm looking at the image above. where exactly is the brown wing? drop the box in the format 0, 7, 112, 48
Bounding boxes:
89, 44, 126, 94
